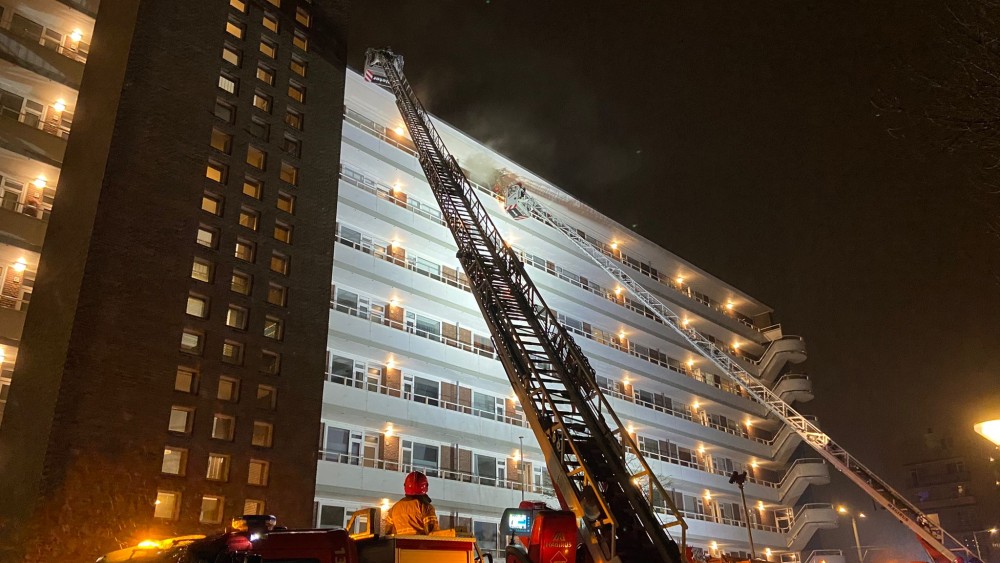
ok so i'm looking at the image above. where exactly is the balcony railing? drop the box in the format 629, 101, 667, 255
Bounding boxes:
653, 506, 784, 534
1, 199, 46, 221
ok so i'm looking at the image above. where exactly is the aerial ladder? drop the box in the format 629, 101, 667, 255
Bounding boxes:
363, 48, 687, 563
498, 179, 977, 563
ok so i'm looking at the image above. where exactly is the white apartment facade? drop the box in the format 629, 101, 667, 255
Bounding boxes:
318, 70, 840, 561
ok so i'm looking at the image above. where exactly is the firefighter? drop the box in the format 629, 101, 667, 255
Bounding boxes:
385, 471, 440, 535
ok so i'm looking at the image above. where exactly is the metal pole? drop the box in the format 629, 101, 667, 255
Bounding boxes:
851, 517, 863, 563
738, 483, 756, 560
518, 436, 525, 502
972, 531, 982, 560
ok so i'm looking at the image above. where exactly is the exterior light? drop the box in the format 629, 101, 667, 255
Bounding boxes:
710, 541, 718, 550
751, 461, 759, 469
626, 424, 635, 434
391, 183, 401, 193
610, 242, 618, 250
692, 400, 700, 410
614, 287, 622, 296
681, 318, 690, 326
0, 347, 5, 364
70, 29, 83, 42
989, 527, 998, 533
726, 301, 734, 310
393, 126, 404, 136
757, 500, 765, 511
765, 548, 772, 557
386, 359, 394, 369
676, 276, 684, 284
974, 419, 1000, 446
837, 505, 848, 514
732, 342, 741, 350
686, 359, 694, 368
745, 419, 753, 428
53, 99, 66, 112
622, 375, 630, 385
154, 499, 162, 505
32, 177, 46, 189
389, 239, 399, 248
137, 540, 159, 549
618, 331, 626, 339
859, 512, 866, 519
703, 490, 712, 500
697, 445, 706, 454
12, 258, 27, 273
384, 424, 394, 437
389, 299, 398, 307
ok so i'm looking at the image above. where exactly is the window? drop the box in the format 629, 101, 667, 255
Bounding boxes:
222, 45, 241, 66
230, 0, 246, 12
214, 99, 235, 123
288, 82, 305, 103
285, 109, 303, 130
262, 12, 279, 32
277, 191, 295, 213
212, 414, 236, 440
253, 91, 272, 113
175, 367, 197, 393
154, 491, 180, 520
256, 64, 275, 86
243, 177, 263, 199
295, 6, 311, 26
261, 350, 281, 375
222, 340, 244, 365
206, 453, 230, 481
199, 495, 224, 523
252, 421, 273, 447
180, 330, 203, 354
162, 447, 187, 475
186, 294, 208, 318
231, 271, 252, 295
475, 454, 500, 487
280, 135, 301, 158
196, 226, 218, 248
290, 56, 307, 77
319, 505, 345, 529
244, 499, 265, 515
210, 128, 232, 153
201, 192, 223, 215
218, 73, 238, 94
256, 384, 277, 409
259, 39, 276, 59
234, 238, 255, 262
226, 305, 248, 330
292, 31, 308, 51
168, 406, 193, 433
225, 20, 244, 39
217, 376, 239, 401
402, 440, 439, 476
274, 222, 292, 244
279, 161, 298, 185
263, 316, 283, 340
239, 208, 260, 230
266, 0, 280, 7
246, 146, 266, 170
267, 283, 287, 306
248, 459, 270, 486
191, 258, 213, 283
270, 252, 289, 275
410, 376, 439, 407
206, 160, 227, 183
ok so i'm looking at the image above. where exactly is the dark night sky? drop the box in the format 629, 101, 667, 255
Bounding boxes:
346, 0, 1000, 551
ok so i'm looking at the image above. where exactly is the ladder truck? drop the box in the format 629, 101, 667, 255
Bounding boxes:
363, 48, 687, 563
497, 178, 978, 563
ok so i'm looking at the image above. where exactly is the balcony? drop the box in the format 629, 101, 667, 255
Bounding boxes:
0, 26, 84, 89
0, 111, 67, 166
785, 504, 838, 551
56, 0, 100, 18
0, 204, 46, 250
803, 550, 846, 563
773, 374, 814, 404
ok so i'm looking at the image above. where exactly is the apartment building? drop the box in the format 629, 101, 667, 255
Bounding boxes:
319, 70, 839, 561
0, 1, 347, 560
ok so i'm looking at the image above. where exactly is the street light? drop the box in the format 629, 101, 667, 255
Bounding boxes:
837, 506, 866, 563
974, 419, 1000, 446
970, 527, 998, 560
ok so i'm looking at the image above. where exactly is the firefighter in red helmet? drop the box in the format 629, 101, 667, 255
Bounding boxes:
385, 471, 439, 535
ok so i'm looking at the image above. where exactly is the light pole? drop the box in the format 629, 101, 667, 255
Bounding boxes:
729, 470, 756, 560
838, 505, 866, 563
970, 527, 998, 560
974, 419, 1000, 446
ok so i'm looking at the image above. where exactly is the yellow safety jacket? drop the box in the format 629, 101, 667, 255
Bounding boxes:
385, 495, 439, 535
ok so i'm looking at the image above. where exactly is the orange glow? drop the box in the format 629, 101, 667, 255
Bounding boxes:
393, 126, 405, 136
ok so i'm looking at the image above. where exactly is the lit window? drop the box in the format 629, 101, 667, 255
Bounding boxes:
277, 191, 295, 214
270, 252, 289, 275
222, 340, 244, 365
196, 226, 217, 248
292, 30, 307, 51
206, 160, 227, 183
206, 453, 230, 481
222, 45, 241, 66
218, 376, 239, 401
201, 193, 223, 215
180, 330, 203, 354
246, 146, 266, 170
168, 406, 193, 433
218, 73, 238, 94
261, 350, 280, 375
263, 316, 282, 340
243, 177, 263, 199
154, 491, 180, 520
229, 0, 246, 12
285, 109, 303, 130
225, 20, 244, 40
191, 258, 213, 283
234, 239, 255, 262
253, 92, 272, 113
214, 99, 235, 123
244, 499, 265, 515
256, 385, 277, 410
256, 64, 275, 86
279, 161, 298, 185
226, 305, 248, 330
199, 495, 224, 523
266, 0, 280, 7
231, 271, 252, 295
210, 128, 232, 153
290, 56, 307, 77
212, 414, 236, 440
262, 12, 279, 32
273, 222, 292, 244
162, 447, 187, 475
239, 208, 260, 231
266, 283, 287, 307
175, 367, 197, 393
295, 6, 310, 27
288, 82, 305, 103
259, 39, 276, 59
252, 421, 273, 447
248, 459, 269, 486
186, 294, 208, 318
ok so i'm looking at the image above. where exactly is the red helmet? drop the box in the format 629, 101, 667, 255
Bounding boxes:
404, 471, 429, 495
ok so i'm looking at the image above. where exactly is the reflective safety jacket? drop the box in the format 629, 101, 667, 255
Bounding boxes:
385, 495, 439, 535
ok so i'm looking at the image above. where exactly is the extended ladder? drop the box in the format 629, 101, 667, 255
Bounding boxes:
364, 49, 686, 563
502, 181, 975, 563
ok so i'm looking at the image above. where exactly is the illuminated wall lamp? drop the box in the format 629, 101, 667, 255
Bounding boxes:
384, 423, 394, 437
12, 258, 27, 273
32, 177, 46, 189
393, 126, 405, 136
53, 100, 66, 112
